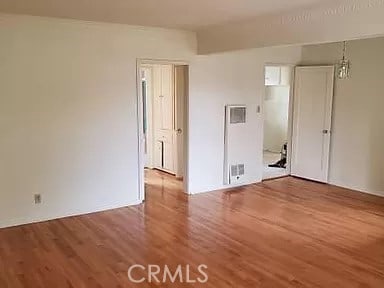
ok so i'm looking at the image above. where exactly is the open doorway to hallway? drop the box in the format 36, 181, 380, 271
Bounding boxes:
138, 61, 188, 199
263, 65, 293, 180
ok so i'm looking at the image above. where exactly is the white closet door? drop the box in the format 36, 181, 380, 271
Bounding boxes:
291, 66, 334, 183
160, 65, 174, 130
153, 64, 175, 174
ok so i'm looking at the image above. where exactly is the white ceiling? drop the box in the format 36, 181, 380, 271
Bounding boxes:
0, 0, 333, 30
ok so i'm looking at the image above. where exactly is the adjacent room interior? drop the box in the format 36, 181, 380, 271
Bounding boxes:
263, 65, 292, 180
1, 1, 384, 287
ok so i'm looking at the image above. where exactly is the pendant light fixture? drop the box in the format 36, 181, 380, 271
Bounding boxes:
337, 41, 351, 80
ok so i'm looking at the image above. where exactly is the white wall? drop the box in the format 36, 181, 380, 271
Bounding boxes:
0, 14, 196, 228
264, 86, 290, 152
188, 46, 302, 194
198, 0, 384, 54
301, 37, 384, 196
6, 13, 382, 228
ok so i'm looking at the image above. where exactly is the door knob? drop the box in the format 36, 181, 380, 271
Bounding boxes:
322, 129, 329, 134
176, 128, 183, 134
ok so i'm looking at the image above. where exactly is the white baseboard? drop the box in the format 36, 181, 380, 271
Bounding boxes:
329, 180, 384, 198
189, 178, 262, 195
0, 199, 143, 229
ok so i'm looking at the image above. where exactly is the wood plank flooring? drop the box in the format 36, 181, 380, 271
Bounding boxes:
1, 169, 384, 287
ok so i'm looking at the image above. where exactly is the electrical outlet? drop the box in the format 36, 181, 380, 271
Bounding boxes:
34, 194, 42, 204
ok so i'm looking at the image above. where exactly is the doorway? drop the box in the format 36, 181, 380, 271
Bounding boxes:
137, 60, 189, 200
263, 65, 293, 180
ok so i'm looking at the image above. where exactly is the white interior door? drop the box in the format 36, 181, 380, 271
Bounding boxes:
141, 66, 154, 168
291, 66, 334, 183
174, 65, 187, 178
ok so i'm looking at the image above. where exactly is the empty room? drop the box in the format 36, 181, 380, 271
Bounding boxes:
1, 0, 384, 287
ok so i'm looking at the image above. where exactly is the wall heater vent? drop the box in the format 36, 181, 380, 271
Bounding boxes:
224, 105, 247, 185
230, 107, 246, 124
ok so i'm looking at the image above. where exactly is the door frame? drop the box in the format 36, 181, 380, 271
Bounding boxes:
262, 63, 296, 179
136, 59, 190, 202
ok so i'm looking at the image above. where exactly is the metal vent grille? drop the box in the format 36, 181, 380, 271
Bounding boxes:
230, 164, 245, 177
238, 164, 245, 176
230, 107, 246, 124
231, 165, 238, 177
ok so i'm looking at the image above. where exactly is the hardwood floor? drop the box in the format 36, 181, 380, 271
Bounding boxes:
1, 170, 384, 287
